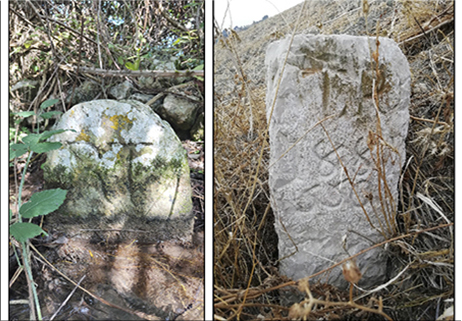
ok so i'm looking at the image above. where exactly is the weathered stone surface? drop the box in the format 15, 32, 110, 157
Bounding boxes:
109, 80, 134, 100
129, 92, 154, 103
190, 112, 204, 141
157, 94, 199, 131
11, 79, 40, 103
265, 34, 410, 287
43, 99, 193, 241
65, 80, 100, 105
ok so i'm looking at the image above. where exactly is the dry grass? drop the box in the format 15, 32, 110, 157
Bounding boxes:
214, 1, 453, 320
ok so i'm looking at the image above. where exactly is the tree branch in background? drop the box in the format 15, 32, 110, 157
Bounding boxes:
156, 0, 189, 33
77, 66, 203, 78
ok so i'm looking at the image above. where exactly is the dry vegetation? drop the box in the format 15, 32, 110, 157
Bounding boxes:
214, 0, 453, 320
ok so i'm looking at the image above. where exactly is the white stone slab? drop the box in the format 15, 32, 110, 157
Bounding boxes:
265, 34, 410, 287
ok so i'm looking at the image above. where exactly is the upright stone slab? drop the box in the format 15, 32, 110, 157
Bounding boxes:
43, 99, 193, 242
265, 35, 410, 287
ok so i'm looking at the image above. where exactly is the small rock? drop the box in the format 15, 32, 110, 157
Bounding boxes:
157, 94, 200, 132
109, 80, 133, 100
129, 93, 154, 103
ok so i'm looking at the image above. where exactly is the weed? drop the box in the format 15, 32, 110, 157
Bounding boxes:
9, 98, 74, 320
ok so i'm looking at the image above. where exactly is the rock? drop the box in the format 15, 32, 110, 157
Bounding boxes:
265, 34, 410, 287
157, 94, 199, 132
109, 80, 133, 100
190, 112, 204, 141
43, 99, 193, 242
129, 93, 154, 103
154, 60, 175, 71
11, 79, 40, 103
138, 76, 155, 89
66, 80, 100, 105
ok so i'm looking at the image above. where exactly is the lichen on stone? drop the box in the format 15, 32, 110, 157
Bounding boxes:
75, 129, 91, 142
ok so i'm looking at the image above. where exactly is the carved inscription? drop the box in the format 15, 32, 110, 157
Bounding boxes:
266, 35, 410, 287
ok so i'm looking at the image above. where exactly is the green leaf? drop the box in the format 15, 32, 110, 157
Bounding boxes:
193, 64, 204, 71
10, 222, 48, 243
39, 129, 68, 141
20, 188, 68, 219
40, 98, 60, 109
30, 142, 62, 154
22, 134, 41, 146
9, 209, 13, 222
14, 111, 36, 118
9, 143, 28, 160
40, 111, 62, 119
125, 61, 135, 70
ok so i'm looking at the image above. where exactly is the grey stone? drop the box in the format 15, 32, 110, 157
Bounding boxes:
109, 80, 133, 100
138, 76, 155, 89
129, 92, 154, 103
11, 79, 40, 102
265, 34, 410, 287
66, 80, 100, 105
190, 112, 204, 141
43, 99, 193, 241
158, 94, 199, 131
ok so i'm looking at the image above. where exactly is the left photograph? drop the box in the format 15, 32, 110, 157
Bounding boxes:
8, 1, 204, 320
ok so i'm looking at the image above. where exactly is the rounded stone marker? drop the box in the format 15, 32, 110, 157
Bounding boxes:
43, 99, 193, 242
265, 35, 410, 287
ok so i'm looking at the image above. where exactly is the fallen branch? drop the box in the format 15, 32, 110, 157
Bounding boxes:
77, 66, 204, 78
289, 279, 393, 321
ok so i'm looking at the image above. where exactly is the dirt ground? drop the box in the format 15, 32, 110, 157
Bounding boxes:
9, 140, 205, 321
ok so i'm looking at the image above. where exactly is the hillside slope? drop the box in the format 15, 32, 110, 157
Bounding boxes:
214, 0, 454, 320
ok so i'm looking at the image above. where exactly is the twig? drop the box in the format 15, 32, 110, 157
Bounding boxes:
156, 0, 189, 33
410, 115, 449, 126
50, 274, 86, 321
354, 262, 412, 301
29, 244, 162, 320
399, 18, 454, 45
213, 222, 453, 308
290, 279, 393, 321
303, 222, 452, 282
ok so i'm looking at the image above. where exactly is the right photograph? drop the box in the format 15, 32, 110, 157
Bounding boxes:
213, 1, 454, 320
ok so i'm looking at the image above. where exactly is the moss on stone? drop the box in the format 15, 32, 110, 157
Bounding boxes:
43, 100, 193, 239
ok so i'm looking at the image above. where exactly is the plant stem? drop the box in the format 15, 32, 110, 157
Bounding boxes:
17, 151, 34, 213
22, 240, 42, 320
16, 150, 42, 320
